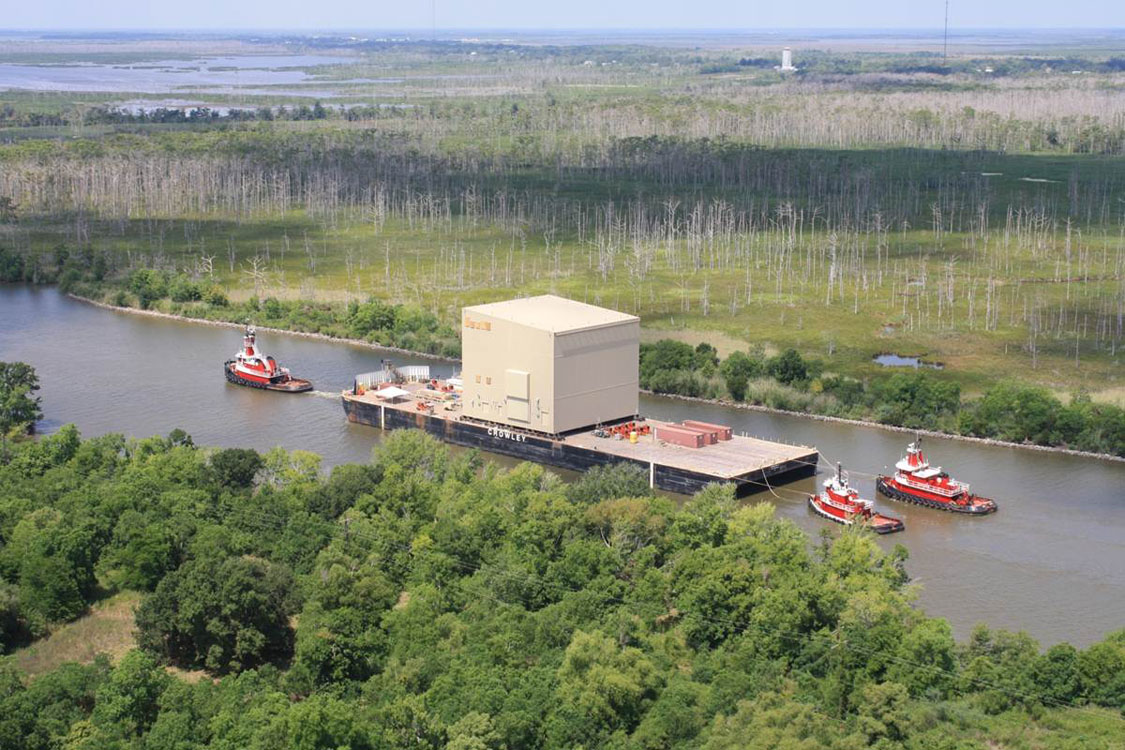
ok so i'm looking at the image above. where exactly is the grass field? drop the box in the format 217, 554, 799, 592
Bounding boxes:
11, 591, 142, 677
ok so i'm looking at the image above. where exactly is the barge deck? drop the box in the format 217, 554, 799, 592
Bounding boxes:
342, 383, 817, 496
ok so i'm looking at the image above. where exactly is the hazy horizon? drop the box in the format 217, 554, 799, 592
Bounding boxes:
3, 0, 1124, 32
4, 26, 1125, 33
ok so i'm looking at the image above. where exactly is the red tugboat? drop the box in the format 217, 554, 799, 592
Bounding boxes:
876, 437, 997, 514
224, 326, 312, 393
809, 463, 905, 534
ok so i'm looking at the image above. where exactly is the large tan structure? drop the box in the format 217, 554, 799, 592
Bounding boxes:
461, 295, 639, 435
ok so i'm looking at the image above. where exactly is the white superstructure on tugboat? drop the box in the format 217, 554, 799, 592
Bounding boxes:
809, 462, 904, 534
876, 436, 997, 514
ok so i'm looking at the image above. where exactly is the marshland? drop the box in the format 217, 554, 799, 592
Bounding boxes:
2, 31, 1123, 453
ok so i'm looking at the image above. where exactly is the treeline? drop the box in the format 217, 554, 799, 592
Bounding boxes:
0, 102, 417, 129
640, 340, 1125, 457
721, 51, 1125, 77
104, 270, 462, 358
81, 101, 359, 126
1, 426, 1124, 748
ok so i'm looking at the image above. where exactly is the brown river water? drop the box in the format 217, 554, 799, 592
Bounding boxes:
2, 286, 1123, 646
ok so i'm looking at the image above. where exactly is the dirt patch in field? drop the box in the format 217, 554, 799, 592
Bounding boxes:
12, 591, 142, 677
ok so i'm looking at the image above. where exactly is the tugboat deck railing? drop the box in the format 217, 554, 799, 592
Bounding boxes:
896, 473, 969, 497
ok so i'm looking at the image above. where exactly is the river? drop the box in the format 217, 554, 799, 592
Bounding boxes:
1, 286, 1123, 647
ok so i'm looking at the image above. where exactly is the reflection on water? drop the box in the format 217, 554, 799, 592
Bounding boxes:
2, 286, 1123, 646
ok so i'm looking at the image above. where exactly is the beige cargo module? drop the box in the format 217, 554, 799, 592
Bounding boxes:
460, 295, 640, 435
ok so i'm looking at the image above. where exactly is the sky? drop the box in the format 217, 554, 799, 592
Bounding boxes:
3, 0, 1124, 31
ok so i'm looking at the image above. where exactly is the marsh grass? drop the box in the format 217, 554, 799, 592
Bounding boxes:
1, 40, 1122, 398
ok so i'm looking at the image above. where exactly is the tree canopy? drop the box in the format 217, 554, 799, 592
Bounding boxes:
0, 362, 43, 462
0, 427, 1122, 748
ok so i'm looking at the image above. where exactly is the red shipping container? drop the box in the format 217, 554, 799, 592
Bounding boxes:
682, 420, 733, 441
676, 425, 717, 444
656, 425, 705, 448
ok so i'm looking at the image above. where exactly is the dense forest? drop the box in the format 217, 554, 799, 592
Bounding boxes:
1, 415, 1124, 748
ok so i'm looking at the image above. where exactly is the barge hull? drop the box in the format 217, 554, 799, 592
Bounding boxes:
343, 397, 816, 497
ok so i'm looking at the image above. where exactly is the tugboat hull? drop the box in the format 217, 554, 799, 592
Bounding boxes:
808, 495, 905, 534
224, 362, 312, 393
876, 476, 997, 515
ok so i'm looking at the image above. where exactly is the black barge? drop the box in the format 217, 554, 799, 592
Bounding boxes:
342, 384, 817, 497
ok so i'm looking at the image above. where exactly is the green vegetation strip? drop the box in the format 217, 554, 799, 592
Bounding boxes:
0, 409, 1123, 748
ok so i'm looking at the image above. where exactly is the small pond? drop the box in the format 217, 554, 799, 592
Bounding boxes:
873, 354, 943, 369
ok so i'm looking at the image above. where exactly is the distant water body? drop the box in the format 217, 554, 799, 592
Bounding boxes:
0, 54, 364, 95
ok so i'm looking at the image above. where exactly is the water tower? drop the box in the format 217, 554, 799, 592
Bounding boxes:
780, 47, 796, 72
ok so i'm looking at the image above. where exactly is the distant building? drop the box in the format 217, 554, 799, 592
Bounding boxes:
778, 47, 797, 72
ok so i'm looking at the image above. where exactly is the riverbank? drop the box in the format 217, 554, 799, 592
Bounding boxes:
68, 293, 459, 364
649, 391, 1125, 465
70, 292, 1124, 465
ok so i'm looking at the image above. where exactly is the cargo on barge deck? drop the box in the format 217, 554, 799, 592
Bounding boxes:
342, 384, 817, 497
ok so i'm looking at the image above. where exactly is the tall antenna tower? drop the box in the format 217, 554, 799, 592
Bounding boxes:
943, 0, 950, 65
432, 0, 437, 41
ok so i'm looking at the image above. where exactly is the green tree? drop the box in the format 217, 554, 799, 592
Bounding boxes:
445, 712, 504, 750
0, 659, 110, 750
349, 298, 397, 337
855, 681, 911, 745
0, 361, 43, 462
168, 276, 203, 303
136, 554, 296, 673
4, 508, 97, 623
548, 629, 661, 746
887, 618, 957, 698
1078, 630, 1125, 708
208, 447, 263, 489
702, 691, 842, 749
1033, 642, 1081, 705
959, 382, 1062, 444
90, 649, 170, 738
97, 510, 176, 591
566, 462, 653, 505
639, 340, 696, 382
128, 269, 167, 309
630, 676, 711, 748
694, 343, 720, 375
0, 582, 30, 652
767, 349, 808, 386
719, 351, 764, 402
871, 372, 961, 428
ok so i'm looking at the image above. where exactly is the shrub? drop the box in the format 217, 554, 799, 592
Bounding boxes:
128, 269, 167, 309
767, 349, 808, 386
168, 277, 202, 303
203, 285, 229, 307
